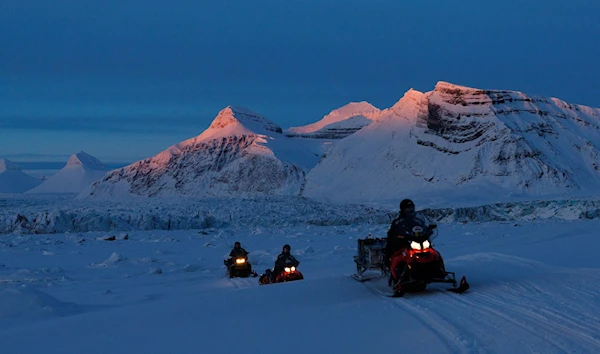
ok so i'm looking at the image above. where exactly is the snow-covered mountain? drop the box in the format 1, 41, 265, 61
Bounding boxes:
286, 102, 380, 139
0, 159, 42, 193
303, 82, 600, 206
85, 106, 319, 198
27, 152, 108, 194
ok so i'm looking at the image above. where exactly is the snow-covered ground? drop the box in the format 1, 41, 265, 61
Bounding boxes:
1, 218, 599, 353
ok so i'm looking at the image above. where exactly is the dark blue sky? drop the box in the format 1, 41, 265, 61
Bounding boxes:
1, 0, 599, 162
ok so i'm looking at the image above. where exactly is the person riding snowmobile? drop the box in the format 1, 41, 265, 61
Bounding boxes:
225, 242, 250, 269
386, 199, 433, 276
266, 244, 299, 281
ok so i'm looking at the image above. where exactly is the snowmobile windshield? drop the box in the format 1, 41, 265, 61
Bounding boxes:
404, 212, 437, 241
414, 212, 430, 226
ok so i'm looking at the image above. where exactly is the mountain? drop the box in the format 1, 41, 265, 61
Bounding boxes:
286, 102, 380, 139
0, 159, 42, 193
303, 82, 600, 207
84, 106, 319, 198
27, 152, 108, 194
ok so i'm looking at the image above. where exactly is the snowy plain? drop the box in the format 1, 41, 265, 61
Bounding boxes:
1, 194, 599, 353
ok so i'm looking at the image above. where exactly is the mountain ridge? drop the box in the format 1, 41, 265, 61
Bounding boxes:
81, 81, 600, 205
302, 81, 600, 205
27, 152, 109, 194
286, 101, 380, 139
0, 159, 42, 193
84, 106, 318, 198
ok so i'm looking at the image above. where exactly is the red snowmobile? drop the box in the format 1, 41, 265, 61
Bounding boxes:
259, 266, 304, 285
352, 222, 469, 297
388, 224, 469, 297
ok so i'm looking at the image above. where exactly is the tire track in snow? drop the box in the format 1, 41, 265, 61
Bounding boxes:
423, 252, 600, 352
450, 282, 600, 350
382, 285, 569, 353
512, 278, 600, 328
416, 276, 600, 353
229, 277, 260, 289
387, 295, 482, 353
359, 270, 600, 353
359, 279, 473, 353
437, 291, 571, 352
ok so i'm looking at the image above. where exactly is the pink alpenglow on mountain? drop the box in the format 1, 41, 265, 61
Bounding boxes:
27, 152, 109, 194
84, 106, 319, 198
81, 82, 600, 205
0, 159, 42, 193
303, 82, 600, 206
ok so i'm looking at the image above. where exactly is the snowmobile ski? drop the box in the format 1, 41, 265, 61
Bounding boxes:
447, 276, 469, 294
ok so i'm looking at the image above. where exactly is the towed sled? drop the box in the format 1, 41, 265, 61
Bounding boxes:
259, 266, 304, 285
352, 235, 389, 282
224, 256, 257, 278
352, 224, 469, 297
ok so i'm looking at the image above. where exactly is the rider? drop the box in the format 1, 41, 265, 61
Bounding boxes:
266, 244, 300, 281
229, 241, 248, 259
385, 199, 433, 283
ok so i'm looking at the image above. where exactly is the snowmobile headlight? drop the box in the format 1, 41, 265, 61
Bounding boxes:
422, 240, 431, 249
410, 241, 422, 250
235, 258, 246, 264
291, 266, 296, 272
284, 267, 291, 273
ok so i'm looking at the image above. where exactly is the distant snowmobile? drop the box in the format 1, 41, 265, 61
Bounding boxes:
259, 244, 304, 285
259, 266, 304, 285
352, 224, 469, 297
224, 256, 257, 278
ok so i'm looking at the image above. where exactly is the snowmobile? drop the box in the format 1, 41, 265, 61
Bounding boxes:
224, 256, 257, 278
259, 266, 304, 285
352, 223, 469, 297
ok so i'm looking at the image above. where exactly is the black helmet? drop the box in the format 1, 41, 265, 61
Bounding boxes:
234, 241, 241, 248
283, 244, 291, 252
400, 199, 415, 214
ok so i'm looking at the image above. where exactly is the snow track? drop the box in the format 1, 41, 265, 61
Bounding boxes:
360, 278, 476, 353
361, 256, 600, 353
228, 277, 260, 289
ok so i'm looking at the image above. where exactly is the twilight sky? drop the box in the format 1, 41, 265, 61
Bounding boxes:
1, 0, 599, 162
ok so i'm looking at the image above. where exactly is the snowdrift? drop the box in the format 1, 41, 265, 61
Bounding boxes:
0, 288, 81, 322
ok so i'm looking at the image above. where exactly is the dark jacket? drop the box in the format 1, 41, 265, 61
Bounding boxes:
385, 212, 431, 259
274, 253, 299, 272
229, 247, 249, 259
